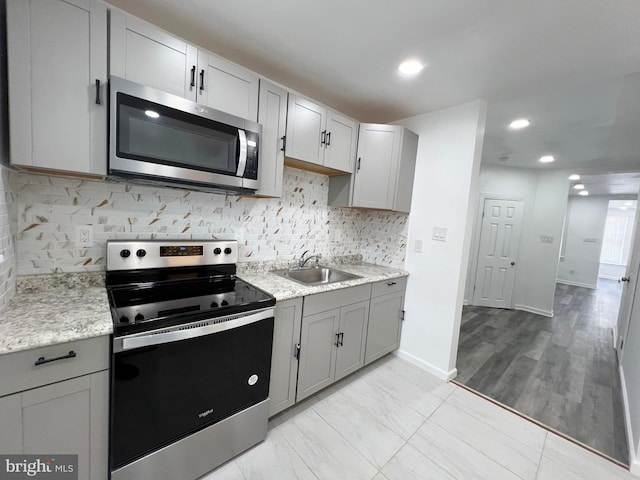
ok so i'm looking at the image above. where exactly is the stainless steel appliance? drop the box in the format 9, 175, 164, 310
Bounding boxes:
106, 240, 275, 480
109, 76, 261, 194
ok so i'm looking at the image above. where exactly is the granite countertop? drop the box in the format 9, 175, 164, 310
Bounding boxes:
0, 274, 113, 356
0, 263, 407, 356
239, 262, 408, 301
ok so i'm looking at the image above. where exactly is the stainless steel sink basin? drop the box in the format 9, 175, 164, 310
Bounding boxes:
273, 267, 361, 286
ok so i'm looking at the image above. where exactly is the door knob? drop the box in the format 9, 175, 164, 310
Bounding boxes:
621, 277, 630, 282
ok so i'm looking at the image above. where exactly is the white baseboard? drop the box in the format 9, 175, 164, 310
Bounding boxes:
395, 349, 457, 381
556, 279, 597, 289
513, 304, 554, 318
599, 275, 621, 281
463, 299, 469, 306
619, 366, 640, 476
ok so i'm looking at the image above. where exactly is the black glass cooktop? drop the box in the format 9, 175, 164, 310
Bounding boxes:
107, 266, 275, 336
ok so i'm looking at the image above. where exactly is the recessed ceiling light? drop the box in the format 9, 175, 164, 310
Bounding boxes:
398, 59, 424, 75
509, 118, 530, 129
145, 110, 160, 118
573, 184, 585, 190
578, 190, 589, 196
539, 155, 555, 163
568, 174, 580, 181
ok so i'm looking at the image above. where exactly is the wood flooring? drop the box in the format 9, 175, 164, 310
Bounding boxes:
456, 279, 628, 464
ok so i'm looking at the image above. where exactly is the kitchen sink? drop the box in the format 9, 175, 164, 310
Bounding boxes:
273, 267, 361, 286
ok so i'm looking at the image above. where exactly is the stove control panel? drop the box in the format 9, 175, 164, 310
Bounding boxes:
107, 240, 238, 271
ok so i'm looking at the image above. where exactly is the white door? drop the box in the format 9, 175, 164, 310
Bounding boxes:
617, 197, 640, 357
472, 198, 524, 308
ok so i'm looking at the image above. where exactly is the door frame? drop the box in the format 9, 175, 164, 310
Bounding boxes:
617, 197, 640, 358
468, 193, 525, 308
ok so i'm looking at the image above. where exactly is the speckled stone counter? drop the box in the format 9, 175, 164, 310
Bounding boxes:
238, 262, 408, 301
0, 262, 406, 356
0, 273, 113, 355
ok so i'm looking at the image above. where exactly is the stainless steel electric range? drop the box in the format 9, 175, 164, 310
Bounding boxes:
106, 240, 275, 480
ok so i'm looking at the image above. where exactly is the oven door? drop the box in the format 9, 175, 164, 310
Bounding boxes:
109, 76, 260, 192
110, 308, 274, 471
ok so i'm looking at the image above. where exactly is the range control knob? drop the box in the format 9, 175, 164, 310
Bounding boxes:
210, 301, 218, 308
136, 249, 147, 258
213, 248, 222, 255
224, 247, 232, 255
134, 313, 145, 321
120, 249, 131, 258
119, 316, 130, 323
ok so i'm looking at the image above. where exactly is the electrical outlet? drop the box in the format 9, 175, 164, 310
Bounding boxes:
432, 227, 447, 242
75, 225, 93, 247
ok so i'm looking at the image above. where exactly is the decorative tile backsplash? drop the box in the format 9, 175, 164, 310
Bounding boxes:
12, 167, 408, 275
0, 167, 16, 309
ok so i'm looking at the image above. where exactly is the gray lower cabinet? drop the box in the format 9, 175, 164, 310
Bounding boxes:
296, 285, 371, 402
0, 336, 109, 480
365, 278, 407, 365
269, 298, 302, 417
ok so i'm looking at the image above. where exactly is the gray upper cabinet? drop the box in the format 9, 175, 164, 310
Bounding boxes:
110, 10, 259, 121
352, 124, 419, 213
197, 51, 259, 121
0, 336, 109, 480
256, 80, 288, 198
269, 298, 302, 417
285, 94, 357, 173
7, 0, 108, 176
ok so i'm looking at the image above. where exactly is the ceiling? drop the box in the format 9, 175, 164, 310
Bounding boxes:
105, 0, 640, 193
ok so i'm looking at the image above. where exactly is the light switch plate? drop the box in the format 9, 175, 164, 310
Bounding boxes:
414, 239, 423, 253
539, 235, 554, 244
432, 227, 447, 242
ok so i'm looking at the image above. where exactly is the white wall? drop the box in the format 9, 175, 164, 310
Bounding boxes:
557, 196, 608, 287
395, 100, 487, 380
465, 166, 569, 316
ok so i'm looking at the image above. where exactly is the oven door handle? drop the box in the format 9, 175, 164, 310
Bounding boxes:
114, 308, 274, 353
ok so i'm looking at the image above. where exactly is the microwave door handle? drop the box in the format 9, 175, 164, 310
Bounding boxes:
236, 129, 248, 176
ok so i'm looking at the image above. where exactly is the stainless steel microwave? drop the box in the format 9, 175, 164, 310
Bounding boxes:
109, 76, 261, 193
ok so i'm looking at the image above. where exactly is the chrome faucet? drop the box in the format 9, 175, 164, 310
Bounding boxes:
298, 250, 322, 269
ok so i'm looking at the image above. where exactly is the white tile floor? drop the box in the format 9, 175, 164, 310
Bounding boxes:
201, 355, 635, 480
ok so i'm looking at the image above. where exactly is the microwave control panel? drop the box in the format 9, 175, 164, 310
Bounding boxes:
244, 130, 259, 180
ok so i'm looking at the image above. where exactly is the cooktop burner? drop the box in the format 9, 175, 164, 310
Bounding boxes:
106, 240, 275, 336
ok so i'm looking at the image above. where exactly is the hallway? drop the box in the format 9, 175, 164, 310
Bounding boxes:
456, 279, 628, 464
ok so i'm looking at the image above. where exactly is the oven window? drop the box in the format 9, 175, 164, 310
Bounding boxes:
117, 93, 238, 175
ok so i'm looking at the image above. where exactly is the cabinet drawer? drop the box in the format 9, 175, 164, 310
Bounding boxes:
371, 277, 407, 297
303, 284, 371, 316
0, 336, 109, 398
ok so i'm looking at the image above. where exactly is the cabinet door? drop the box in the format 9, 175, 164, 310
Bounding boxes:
365, 291, 404, 365
7, 0, 107, 175
285, 95, 326, 166
324, 111, 357, 173
110, 10, 198, 99
352, 124, 402, 210
198, 52, 259, 120
334, 300, 369, 381
296, 308, 339, 402
269, 298, 302, 417
0, 371, 108, 480
256, 80, 288, 198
